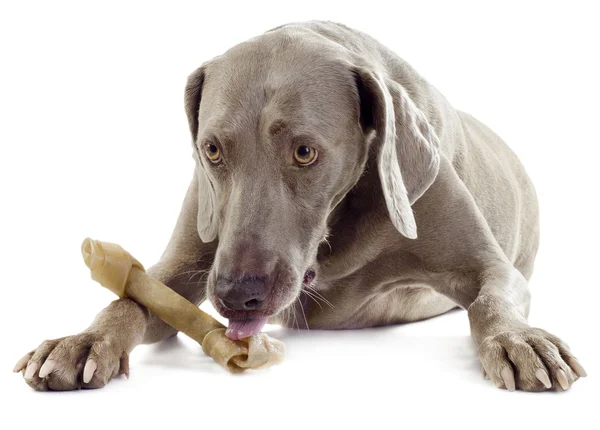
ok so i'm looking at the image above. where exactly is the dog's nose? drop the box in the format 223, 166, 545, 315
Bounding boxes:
216, 276, 270, 311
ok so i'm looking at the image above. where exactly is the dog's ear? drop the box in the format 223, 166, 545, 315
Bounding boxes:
185, 66, 218, 243
185, 65, 207, 141
353, 68, 440, 239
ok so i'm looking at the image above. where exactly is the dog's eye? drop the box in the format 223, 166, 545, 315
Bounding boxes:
204, 143, 222, 163
294, 145, 318, 166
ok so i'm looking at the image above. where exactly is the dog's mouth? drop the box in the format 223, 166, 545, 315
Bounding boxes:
222, 268, 316, 340
225, 317, 270, 340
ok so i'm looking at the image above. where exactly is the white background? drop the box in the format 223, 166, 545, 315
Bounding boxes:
1, 1, 598, 429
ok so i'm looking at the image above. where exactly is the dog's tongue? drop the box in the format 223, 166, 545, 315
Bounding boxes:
225, 317, 268, 340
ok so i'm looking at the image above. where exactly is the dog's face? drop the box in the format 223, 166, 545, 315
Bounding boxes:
184, 30, 440, 338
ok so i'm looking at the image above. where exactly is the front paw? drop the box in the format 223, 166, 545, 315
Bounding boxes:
479, 327, 587, 392
13, 332, 129, 391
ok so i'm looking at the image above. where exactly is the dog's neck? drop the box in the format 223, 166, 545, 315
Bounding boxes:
316, 160, 399, 282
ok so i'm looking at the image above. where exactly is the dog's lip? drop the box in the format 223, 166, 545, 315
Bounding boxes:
216, 306, 272, 320
213, 299, 272, 320
218, 309, 271, 319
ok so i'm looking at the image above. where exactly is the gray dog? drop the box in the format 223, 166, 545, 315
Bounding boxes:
15, 21, 586, 391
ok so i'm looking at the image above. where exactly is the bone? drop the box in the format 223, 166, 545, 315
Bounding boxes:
501, 366, 516, 392
81, 238, 284, 372
83, 359, 97, 384
202, 328, 285, 372
38, 360, 56, 378
13, 354, 31, 373
535, 369, 552, 389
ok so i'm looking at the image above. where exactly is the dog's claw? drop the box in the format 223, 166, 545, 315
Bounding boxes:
501, 366, 515, 391
556, 369, 569, 390
119, 354, 130, 379
13, 354, 31, 373
38, 360, 56, 378
24, 362, 39, 380
567, 358, 587, 378
535, 369, 552, 389
83, 359, 97, 384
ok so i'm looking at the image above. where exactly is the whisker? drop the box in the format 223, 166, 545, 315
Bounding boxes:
298, 295, 309, 330
193, 251, 216, 265
171, 267, 212, 284
291, 304, 298, 330
282, 306, 292, 329
305, 285, 335, 308
171, 251, 216, 284
307, 287, 334, 308
186, 269, 211, 284
173, 269, 204, 277
302, 289, 323, 310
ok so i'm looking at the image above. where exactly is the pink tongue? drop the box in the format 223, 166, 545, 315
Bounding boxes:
225, 317, 268, 340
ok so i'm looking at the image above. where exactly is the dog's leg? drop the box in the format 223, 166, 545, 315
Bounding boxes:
412, 163, 587, 392
463, 264, 586, 391
14, 174, 216, 391
423, 231, 588, 392
425, 251, 587, 392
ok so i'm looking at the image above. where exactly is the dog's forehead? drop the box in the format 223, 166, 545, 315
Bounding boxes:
198, 34, 358, 142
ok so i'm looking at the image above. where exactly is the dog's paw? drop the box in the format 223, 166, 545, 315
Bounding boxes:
13, 332, 129, 391
479, 327, 587, 392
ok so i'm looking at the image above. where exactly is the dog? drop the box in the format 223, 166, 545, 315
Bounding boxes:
14, 21, 586, 391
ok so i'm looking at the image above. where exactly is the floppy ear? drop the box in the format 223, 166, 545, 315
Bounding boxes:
353, 68, 440, 239
185, 66, 218, 243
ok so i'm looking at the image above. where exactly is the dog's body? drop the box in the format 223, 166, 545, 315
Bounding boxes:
264, 23, 539, 331
16, 21, 585, 392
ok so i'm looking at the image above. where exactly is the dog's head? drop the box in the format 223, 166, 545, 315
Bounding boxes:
184, 29, 439, 338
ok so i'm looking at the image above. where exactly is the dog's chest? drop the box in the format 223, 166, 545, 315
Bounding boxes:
338, 283, 458, 328
275, 280, 456, 330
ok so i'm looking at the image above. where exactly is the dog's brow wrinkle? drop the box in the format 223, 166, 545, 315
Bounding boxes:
268, 120, 287, 136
